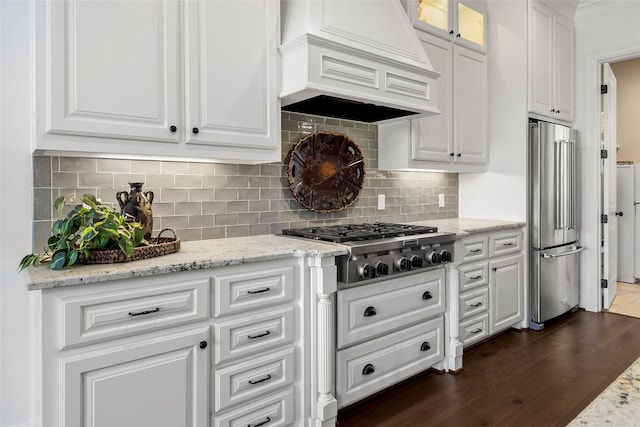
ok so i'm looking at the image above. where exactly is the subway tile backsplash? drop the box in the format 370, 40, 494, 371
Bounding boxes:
32, 113, 458, 249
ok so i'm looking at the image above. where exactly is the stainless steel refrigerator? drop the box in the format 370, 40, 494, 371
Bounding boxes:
529, 119, 583, 330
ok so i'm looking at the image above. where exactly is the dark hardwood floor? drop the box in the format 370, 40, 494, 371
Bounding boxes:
337, 310, 640, 427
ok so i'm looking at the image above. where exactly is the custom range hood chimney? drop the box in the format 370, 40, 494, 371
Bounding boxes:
280, 0, 440, 123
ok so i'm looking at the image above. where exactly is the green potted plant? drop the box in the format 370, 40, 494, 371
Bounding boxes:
19, 193, 148, 270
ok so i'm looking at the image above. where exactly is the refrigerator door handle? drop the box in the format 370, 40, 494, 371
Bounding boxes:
542, 246, 585, 259
555, 141, 563, 229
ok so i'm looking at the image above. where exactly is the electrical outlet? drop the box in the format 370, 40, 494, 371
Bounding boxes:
439, 193, 445, 208
378, 194, 385, 210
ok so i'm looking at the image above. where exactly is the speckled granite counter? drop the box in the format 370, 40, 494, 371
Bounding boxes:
26, 234, 348, 291
411, 218, 526, 237
568, 356, 640, 425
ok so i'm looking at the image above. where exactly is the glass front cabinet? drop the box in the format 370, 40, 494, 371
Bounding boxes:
405, 0, 487, 52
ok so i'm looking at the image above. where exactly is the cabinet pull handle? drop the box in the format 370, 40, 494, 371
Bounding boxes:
192, 127, 200, 134
169, 125, 177, 133
503, 242, 514, 246
248, 374, 272, 385
248, 417, 271, 427
199, 341, 208, 349
470, 248, 482, 253
364, 306, 377, 317
420, 342, 431, 351
362, 364, 375, 375
470, 328, 483, 334
248, 287, 270, 294
422, 291, 433, 300
470, 302, 483, 308
470, 275, 482, 280
128, 307, 160, 317
248, 331, 271, 340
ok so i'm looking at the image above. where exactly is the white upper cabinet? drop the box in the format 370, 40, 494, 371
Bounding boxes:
38, 0, 281, 163
378, 32, 487, 172
528, 0, 575, 123
404, 0, 487, 53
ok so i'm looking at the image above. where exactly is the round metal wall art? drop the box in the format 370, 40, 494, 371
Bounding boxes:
287, 132, 365, 213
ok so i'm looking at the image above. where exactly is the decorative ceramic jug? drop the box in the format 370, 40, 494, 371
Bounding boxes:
116, 182, 154, 240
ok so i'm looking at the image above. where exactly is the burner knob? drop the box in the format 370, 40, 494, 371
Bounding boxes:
439, 250, 453, 263
410, 255, 423, 269
374, 261, 389, 276
425, 251, 442, 265
358, 263, 375, 280
395, 257, 410, 272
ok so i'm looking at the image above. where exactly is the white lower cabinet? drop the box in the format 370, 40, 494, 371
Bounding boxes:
336, 268, 445, 408
446, 227, 524, 370
41, 256, 337, 426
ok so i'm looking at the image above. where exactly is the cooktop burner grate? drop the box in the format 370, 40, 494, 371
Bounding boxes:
281, 222, 438, 243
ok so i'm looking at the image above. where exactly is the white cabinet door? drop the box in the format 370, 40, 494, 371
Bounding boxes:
528, 0, 574, 122
186, 0, 280, 157
48, 0, 180, 142
453, 44, 487, 163
553, 13, 575, 122
59, 328, 209, 427
489, 254, 524, 333
528, 0, 553, 117
412, 35, 452, 163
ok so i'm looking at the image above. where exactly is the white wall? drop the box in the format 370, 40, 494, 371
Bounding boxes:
458, 0, 528, 222
0, 1, 38, 426
574, 1, 640, 312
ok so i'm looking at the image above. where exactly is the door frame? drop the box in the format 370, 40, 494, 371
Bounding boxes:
581, 46, 640, 313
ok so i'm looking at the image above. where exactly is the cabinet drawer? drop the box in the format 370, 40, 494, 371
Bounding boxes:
214, 388, 294, 427
214, 348, 295, 412
214, 307, 295, 364
60, 277, 210, 349
458, 261, 489, 292
336, 316, 443, 409
459, 287, 489, 321
337, 269, 444, 349
459, 236, 488, 262
214, 262, 295, 318
489, 230, 522, 257
460, 313, 490, 347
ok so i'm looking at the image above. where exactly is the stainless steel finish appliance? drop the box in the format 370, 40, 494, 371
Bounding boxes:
529, 119, 583, 329
282, 223, 455, 287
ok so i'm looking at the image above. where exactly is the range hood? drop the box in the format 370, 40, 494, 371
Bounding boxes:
280, 0, 440, 123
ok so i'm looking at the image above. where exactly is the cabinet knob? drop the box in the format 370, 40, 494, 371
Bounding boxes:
456, 33, 461, 38
550, 108, 556, 113
169, 125, 177, 133
450, 152, 455, 157
492, 267, 498, 272
449, 30, 454, 35
192, 127, 200, 134
199, 340, 208, 349
556, 109, 560, 114
457, 153, 462, 157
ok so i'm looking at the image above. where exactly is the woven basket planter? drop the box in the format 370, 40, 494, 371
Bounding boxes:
78, 229, 180, 265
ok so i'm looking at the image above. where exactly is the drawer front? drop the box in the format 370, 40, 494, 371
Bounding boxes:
214, 388, 294, 427
458, 261, 489, 292
60, 277, 210, 349
214, 348, 295, 412
337, 269, 444, 349
214, 262, 295, 318
489, 230, 522, 257
459, 235, 488, 262
459, 287, 489, 321
336, 317, 443, 408
460, 312, 490, 347
215, 307, 295, 364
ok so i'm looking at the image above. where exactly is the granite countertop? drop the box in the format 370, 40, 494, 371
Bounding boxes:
412, 218, 526, 237
26, 234, 348, 291
568, 356, 640, 425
